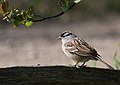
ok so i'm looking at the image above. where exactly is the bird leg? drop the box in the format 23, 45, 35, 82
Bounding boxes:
74, 61, 87, 68
78, 61, 87, 68
74, 61, 80, 67
81, 62, 86, 67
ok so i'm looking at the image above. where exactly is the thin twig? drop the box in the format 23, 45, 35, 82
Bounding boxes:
33, 3, 76, 22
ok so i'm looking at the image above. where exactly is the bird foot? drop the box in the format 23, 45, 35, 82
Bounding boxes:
69, 64, 77, 68
78, 64, 87, 68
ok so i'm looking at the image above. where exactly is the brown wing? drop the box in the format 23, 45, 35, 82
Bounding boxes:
64, 38, 100, 59
78, 38, 100, 57
64, 39, 92, 57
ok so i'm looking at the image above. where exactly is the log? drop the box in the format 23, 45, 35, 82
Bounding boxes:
0, 66, 120, 85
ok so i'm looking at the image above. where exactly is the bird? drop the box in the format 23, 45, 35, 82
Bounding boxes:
59, 30, 114, 69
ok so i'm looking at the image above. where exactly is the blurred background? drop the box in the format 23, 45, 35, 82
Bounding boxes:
0, 0, 120, 68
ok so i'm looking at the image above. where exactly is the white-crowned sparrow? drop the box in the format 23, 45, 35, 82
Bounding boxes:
59, 30, 114, 69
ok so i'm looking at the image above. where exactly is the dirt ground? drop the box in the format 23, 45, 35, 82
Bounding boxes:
0, 17, 120, 68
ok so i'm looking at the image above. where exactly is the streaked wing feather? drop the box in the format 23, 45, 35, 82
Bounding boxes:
64, 40, 91, 57
64, 38, 100, 59
78, 38, 100, 57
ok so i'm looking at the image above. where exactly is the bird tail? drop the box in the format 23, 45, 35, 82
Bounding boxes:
97, 57, 114, 70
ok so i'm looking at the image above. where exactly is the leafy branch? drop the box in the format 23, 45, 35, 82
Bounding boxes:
0, 0, 82, 27
33, 3, 76, 22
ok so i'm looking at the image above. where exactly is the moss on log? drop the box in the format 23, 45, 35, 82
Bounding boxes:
0, 66, 120, 85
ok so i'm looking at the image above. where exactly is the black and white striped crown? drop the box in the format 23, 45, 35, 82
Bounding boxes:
60, 30, 73, 38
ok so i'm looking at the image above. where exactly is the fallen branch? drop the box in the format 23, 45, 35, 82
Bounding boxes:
0, 66, 120, 85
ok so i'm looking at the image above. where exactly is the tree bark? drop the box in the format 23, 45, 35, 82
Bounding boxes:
0, 66, 120, 85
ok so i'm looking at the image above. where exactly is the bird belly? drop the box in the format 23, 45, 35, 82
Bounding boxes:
70, 55, 89, 62
62, 46, 89, 62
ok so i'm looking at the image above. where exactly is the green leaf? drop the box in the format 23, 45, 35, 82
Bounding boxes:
116, 59, 120, 66
18, 20, 25, 25
25, 21, 33, 26
113, 51, 120, 70
115, 60, 120, 70
21, 10, 27, 19
58, 0, 70, 12
74, 0, 82, 3
27, 6, 33, 16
